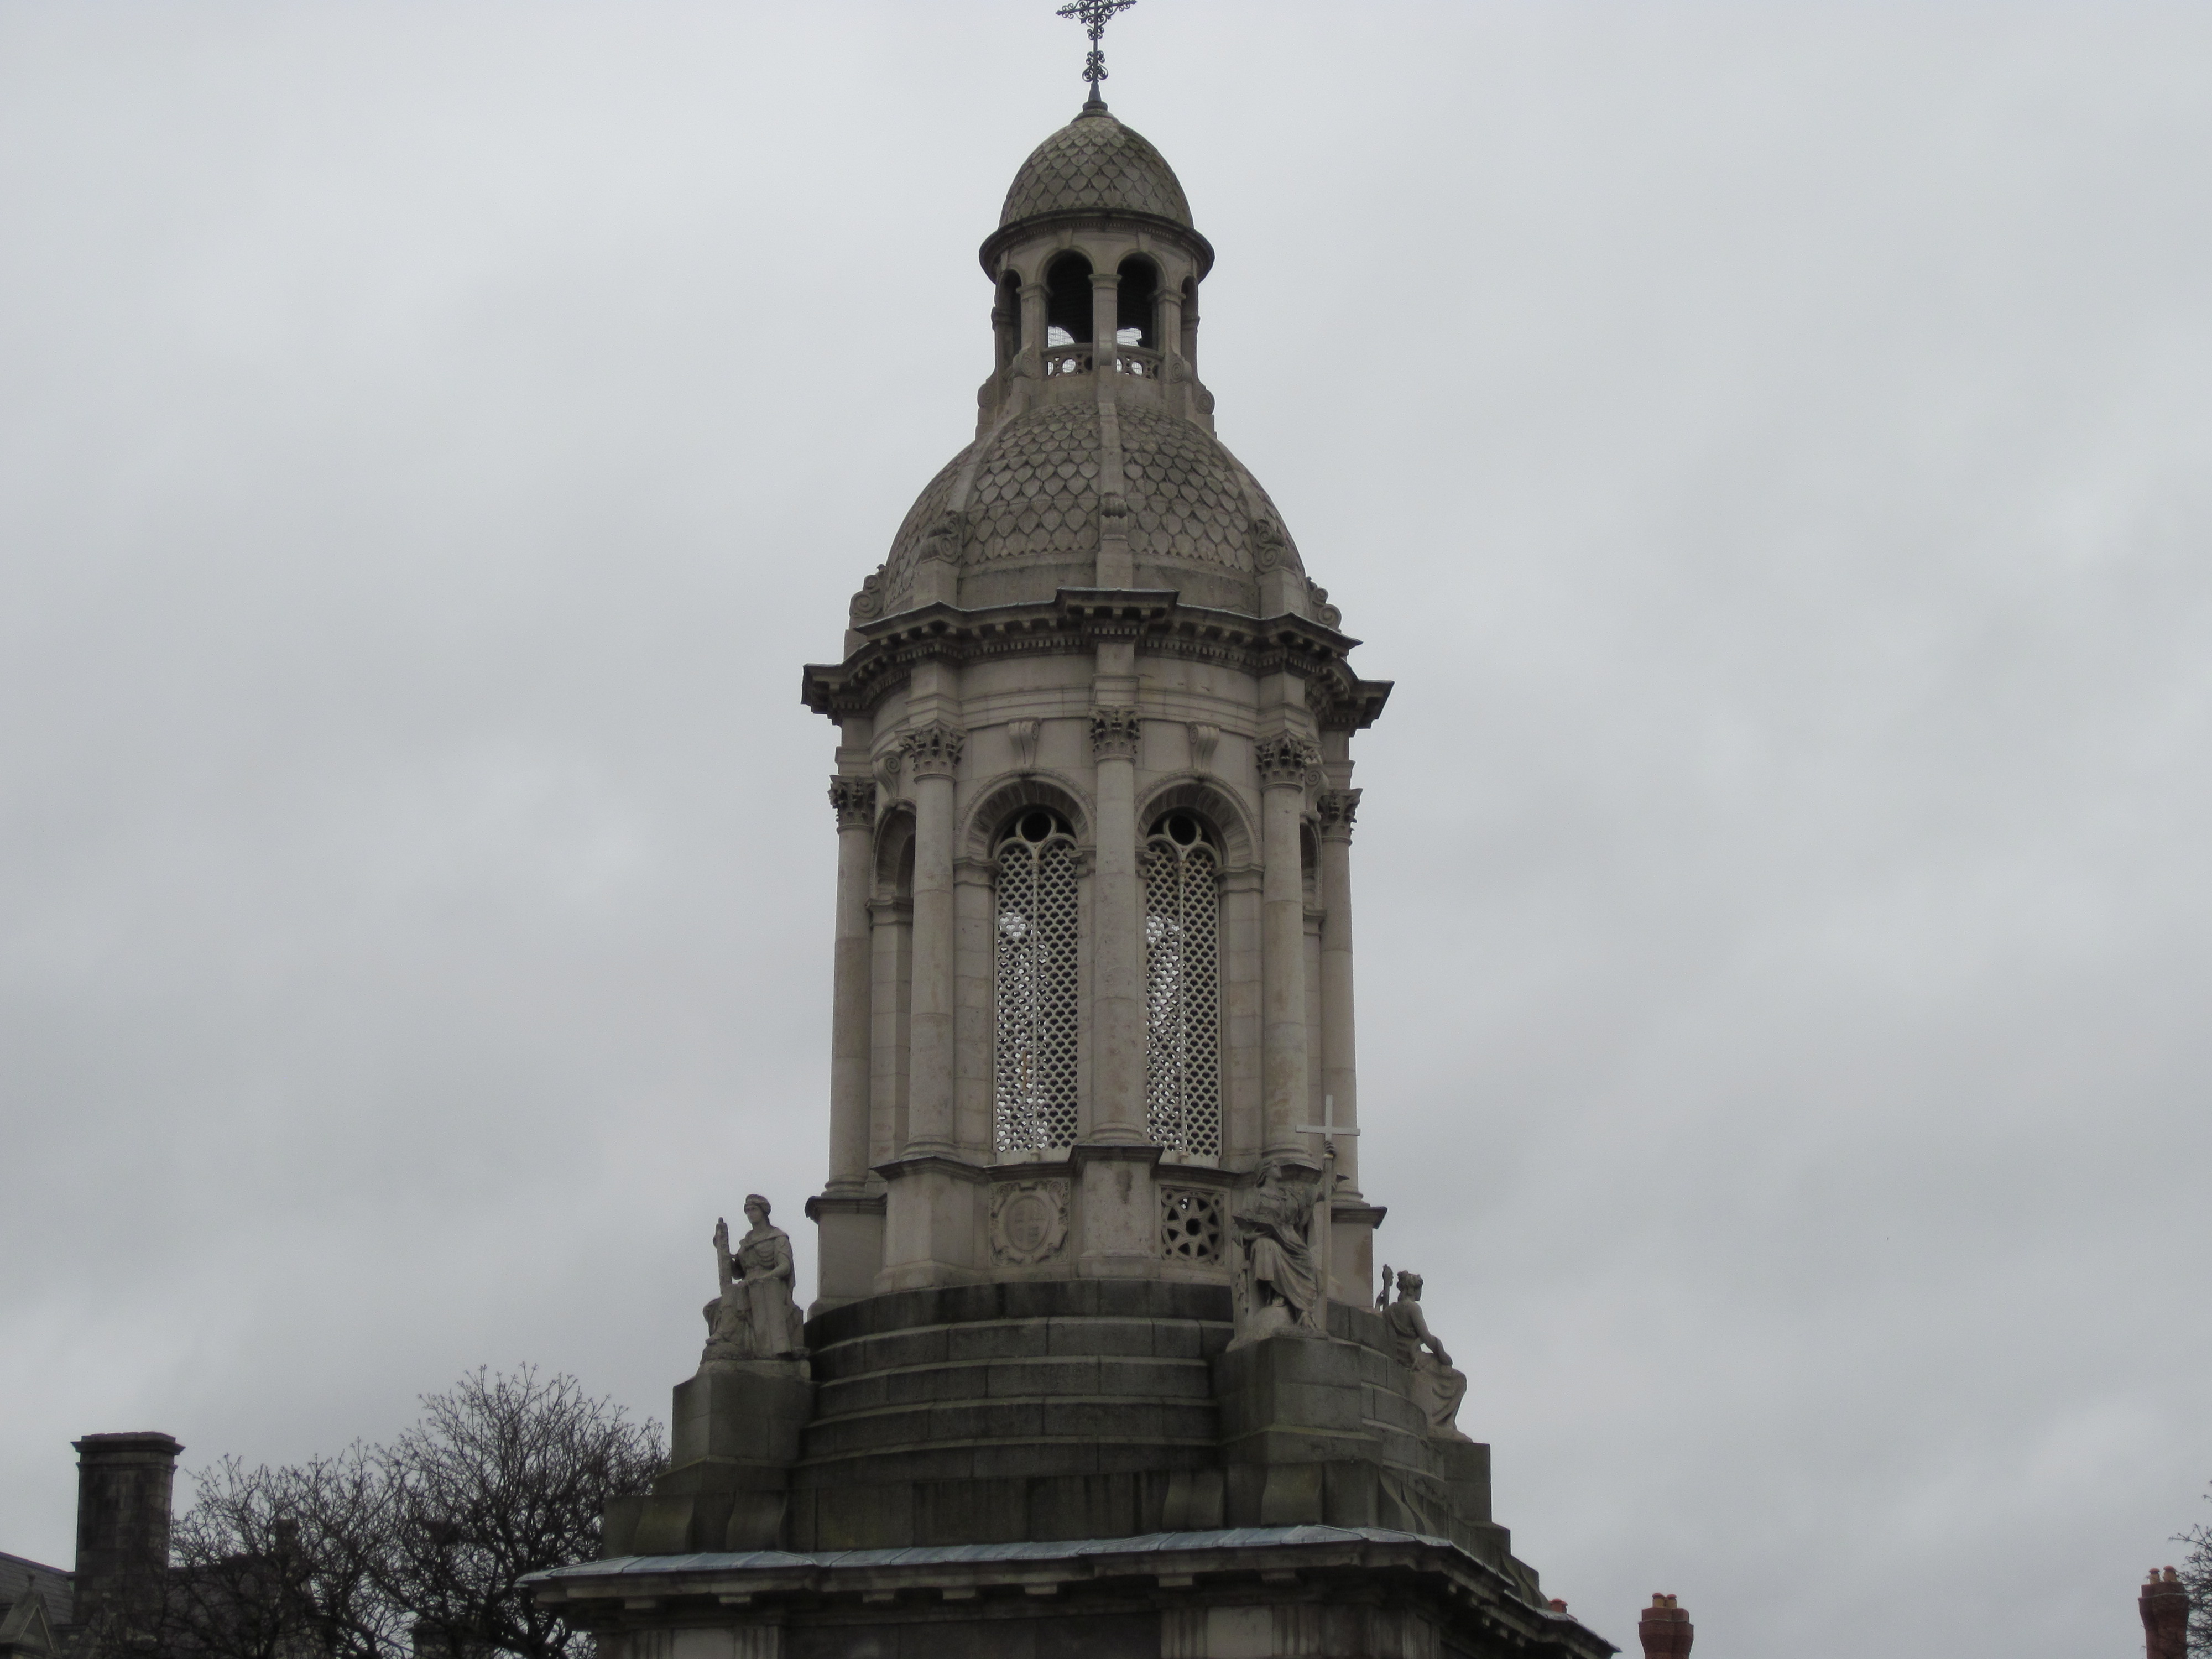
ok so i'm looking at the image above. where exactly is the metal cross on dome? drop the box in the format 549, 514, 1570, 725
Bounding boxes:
1057, 0, 1135, 98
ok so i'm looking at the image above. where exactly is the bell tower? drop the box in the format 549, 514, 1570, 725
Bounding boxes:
803, 86, 1390, 1307
536, 30, 1618, 1659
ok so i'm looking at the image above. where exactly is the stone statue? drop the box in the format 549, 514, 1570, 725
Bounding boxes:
701, 1194, 805, 1365
1377, 1267, 1469, 1440
1228, 1160, 1326, 1345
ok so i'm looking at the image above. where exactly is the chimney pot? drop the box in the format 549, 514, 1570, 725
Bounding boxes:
2140, 1566, 2192, 1659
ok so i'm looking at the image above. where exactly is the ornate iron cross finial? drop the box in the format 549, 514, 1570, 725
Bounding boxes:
1056, 0, 1135, 101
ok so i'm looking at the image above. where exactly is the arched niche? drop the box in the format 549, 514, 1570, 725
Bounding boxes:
873, 804, 917, 899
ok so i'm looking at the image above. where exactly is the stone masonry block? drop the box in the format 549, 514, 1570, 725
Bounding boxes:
969, 1438, 1101, 1481
1045, 1317, 1155, 1357
669, 1365, 813, 1468
984, 1357, 1103, 1397
948, 1321, 1052, 1363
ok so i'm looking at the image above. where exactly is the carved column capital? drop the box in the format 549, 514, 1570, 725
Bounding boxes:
900, 722, 966, 779
1089, 706, 1141, 761
1255, 733, 1321, 790
1316, 787, 1361, 841
828, 774, 877, 832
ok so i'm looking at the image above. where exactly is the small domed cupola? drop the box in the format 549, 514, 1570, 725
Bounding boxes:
998, 105, 1196, 234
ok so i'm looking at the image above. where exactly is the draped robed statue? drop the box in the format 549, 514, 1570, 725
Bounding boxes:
1228, 1160, 1328, 1346
701, 1193, 806, 1365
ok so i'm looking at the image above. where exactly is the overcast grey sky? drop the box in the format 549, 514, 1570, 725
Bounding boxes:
3, 3, 2208, 1656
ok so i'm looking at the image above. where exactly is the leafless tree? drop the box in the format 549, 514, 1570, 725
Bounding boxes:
166, 1370, 663, 1659
166, 1446, 405, 1659
2177, 1503, 2212, 1656
374, 1369, 664, 1659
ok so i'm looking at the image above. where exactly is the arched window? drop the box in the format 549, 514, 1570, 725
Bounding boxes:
1045, 252, 1093, 346
1116, 255, 1159, 347
994, 807, 1080, 1155
1143, 810, 1222, 1159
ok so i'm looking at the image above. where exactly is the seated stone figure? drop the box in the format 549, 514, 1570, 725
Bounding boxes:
702, 1194, 806, 1365
1378, 1268, 1470, 1441
1229, 1160, 1326, 1344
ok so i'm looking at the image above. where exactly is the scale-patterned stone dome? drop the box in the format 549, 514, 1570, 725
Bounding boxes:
999, 106, 1192, 229
875, 401, 1305, 617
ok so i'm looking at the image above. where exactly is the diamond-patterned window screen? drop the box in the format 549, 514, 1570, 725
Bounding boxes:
994, 813, 1081, 1155
1142, 819, 1222, 1160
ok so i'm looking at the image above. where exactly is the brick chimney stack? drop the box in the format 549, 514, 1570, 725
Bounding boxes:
71, 1432, 183, 1648
1639, 1593, 1693, 1658
2141, 1566, 2190, 1659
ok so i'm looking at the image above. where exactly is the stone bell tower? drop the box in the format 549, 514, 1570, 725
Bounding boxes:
801, 88, 1389, 1308
533, 43, 1615, 1659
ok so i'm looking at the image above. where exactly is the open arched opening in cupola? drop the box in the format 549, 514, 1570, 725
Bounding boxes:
1116, 255, 1159, 348
1044, 251, 1094, 345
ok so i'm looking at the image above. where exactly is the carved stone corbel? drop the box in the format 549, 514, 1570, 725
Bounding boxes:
1187, 722, 1220, 774
1008, 718, 1041, 772
849, 567, 886, 624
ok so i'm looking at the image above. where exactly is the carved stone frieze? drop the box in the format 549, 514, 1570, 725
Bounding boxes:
1089, 706, 1141, 761
828, 775, 877, 832
900, 722, 966, 779
1316, 787, 1361, 842
989, 1180, 1070, 1267
1254, 733, 1321, 790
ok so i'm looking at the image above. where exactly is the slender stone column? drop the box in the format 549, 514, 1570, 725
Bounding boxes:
901, 722, 963, 1156
1088, 702, 1144, 1144
1316, 786, 1363, 1194
1256, 733, 1318, 1157
1091, 269, 1120, 378
825, 775, 877, 1193
1156, 283, 1188, 421
1019, 281, 1047, 373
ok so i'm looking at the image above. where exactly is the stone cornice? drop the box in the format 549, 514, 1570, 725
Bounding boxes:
979, 210, 1217, 281
524, 1527, 1599, 1657
801, 589, 1391, 733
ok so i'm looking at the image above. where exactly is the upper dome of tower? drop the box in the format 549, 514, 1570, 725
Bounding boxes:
1000, 105, 1192, 230
862, 400, 1311, 621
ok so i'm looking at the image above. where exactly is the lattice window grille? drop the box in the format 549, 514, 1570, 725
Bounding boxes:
994, 823, 1081, 1155
1142, 836, 1222, 1159
1160, 1186, 1224, 1262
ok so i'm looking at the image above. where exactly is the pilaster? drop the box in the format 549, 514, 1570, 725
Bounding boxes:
1256, 732, 1319, 1158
